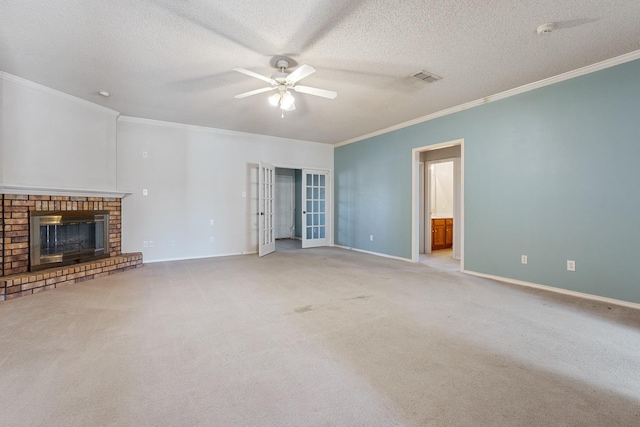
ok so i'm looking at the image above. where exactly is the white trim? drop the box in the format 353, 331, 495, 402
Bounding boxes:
411, 140, 464, 271
333, 244, 413, 263
464, 269, 640, 311
334, 49, 640, 147
118, 115, 322, 145
0, 72, 120, 117
143, 251, 257, 264
0, 184, 132, 199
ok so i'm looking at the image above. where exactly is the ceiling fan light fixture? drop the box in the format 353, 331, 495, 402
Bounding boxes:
280, 91, 295, 110
282, 101, 296, 112
268, 92, 281, 106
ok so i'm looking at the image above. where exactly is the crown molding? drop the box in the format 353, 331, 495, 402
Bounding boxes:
334, 49, 640, 148
0, 71, 120, 117
0, 184, 132, 199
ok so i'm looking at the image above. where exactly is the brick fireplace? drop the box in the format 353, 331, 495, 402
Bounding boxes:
1, 193, 142, 301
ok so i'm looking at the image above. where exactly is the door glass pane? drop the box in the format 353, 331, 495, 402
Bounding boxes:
306, 174, 312, 185
313, 214, 319, 225
306, 227, 312, 239
313, 201, 318, 212
313, 174, 319, 186
320, 214, 325, 226
320, 187, 325, 199
306, 201, 312, 212
320, 175, 325, 186
320, 201, 325, 212
313, 227, 319, 238
320, 227, 325, 238
313, 188, 318, 199
306, 215, 312, 226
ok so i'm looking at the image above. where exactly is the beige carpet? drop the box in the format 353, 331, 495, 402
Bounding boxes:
1, 246, 639, 426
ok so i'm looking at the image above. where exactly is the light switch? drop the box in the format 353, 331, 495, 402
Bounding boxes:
143, 189, 148, 196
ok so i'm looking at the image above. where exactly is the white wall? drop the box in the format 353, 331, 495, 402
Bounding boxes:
117, 117, 333, 262
0, 73, 118, 190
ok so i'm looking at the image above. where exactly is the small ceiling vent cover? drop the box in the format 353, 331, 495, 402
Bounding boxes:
411, 70, 442, 83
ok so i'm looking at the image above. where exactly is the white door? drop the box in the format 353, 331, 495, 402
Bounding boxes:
275, 174, 294, 239
302, 169, 330, 248
258, 162, 275, 257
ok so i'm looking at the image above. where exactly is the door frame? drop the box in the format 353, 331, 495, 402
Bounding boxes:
267, 163, 333, 248
411, 139, 464, 269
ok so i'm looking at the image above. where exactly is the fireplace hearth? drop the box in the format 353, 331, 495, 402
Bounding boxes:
30, 211, 110, 271
1, 193, 143, 301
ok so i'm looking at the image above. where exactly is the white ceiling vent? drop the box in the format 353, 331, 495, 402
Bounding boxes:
411, 70, 442, 83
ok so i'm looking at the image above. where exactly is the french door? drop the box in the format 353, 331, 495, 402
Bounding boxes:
258, 162, 275, 256
302, 169, 330, 248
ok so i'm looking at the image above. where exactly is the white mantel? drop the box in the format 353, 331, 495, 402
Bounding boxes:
0, 184, 132, 199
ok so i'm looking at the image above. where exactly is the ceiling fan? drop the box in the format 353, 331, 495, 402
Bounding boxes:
233, 59, 337, 116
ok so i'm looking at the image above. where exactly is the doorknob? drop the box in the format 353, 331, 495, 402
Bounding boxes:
303, 211, 306, 214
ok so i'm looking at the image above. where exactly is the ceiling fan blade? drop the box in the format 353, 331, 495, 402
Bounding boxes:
292, 85, 337, 99
234, 87, 276, 99
286, 64, 316, 84
233, 68, 276, 85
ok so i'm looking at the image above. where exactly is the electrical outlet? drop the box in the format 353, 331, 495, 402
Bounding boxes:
209, 219, 214, 226
521, 255, 528, 265
370, 235, 374, 241
567, 260, 576, 271
209, 237, 214, 243
143, 241, 148, 247
142, 188, 148, 196
149, 241, 154, 247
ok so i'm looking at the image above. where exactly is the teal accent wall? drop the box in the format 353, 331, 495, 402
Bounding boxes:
335, 59, 640, 304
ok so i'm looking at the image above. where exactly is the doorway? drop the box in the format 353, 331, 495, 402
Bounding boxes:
260, 166, 331, 256
411, 140, 464, 270
274, 167, 302, 252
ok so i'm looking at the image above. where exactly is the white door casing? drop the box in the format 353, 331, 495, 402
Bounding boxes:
411, 139, 464, 269
302, 169, 330, 248
258, 161, 275, 257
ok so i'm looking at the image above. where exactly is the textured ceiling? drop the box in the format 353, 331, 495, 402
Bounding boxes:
1, 0, 639, 144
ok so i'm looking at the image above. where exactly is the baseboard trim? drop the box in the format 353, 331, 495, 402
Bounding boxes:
464, 270, 640, 310
143, 251, 257, 264
333, 245, 413, 263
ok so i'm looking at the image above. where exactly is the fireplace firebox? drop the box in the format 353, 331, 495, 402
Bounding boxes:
29, 211, 110, 271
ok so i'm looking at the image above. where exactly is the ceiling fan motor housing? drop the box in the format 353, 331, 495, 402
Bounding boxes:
272, 72, 289, 84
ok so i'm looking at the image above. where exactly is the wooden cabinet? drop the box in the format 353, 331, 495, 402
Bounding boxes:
432, 218, 453, 250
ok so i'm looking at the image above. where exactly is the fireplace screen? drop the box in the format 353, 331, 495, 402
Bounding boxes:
30, 211, 109, 271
